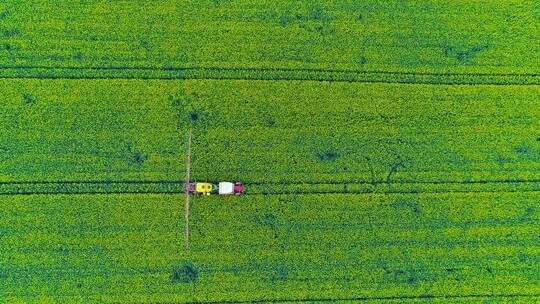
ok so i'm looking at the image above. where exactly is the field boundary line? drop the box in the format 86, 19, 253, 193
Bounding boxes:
0, 64, 538, 77
0, 188, 538, 197
5, 292, 540, 303
0, 178, 538, 196
185, 292, 540, 303
0, 65, 538, 85
0, 178, 537, 196
0, 178, 538, 186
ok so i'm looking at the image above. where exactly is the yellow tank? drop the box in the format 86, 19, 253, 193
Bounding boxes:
195, 183, 213, 195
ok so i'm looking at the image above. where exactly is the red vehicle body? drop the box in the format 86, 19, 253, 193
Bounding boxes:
233, 182, 245, 196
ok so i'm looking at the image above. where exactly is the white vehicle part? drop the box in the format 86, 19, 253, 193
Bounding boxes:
218, 182, 234, 195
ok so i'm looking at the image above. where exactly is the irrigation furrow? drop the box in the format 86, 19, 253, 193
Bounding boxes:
0, 65, 538, 85
0, 178, 539, 186
0, 179, 538, 196
194, 294, 540, 304
0, 186, 538, 196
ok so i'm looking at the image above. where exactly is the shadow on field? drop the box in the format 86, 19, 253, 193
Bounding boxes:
172, 261, 199, 284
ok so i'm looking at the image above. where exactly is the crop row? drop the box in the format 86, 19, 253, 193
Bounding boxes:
0, 67, 538, 85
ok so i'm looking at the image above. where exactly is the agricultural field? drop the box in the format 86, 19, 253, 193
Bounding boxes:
0, 1, 538, 83
0, 80, 538, 186
0, 0, 539, 303
1, 79, 539, 303
2, 192, 540, 303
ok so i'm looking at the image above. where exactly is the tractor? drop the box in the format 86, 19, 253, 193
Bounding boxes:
186, 181, 245, 196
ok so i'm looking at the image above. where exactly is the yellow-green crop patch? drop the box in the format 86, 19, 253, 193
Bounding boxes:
1, 0, 539, 303
0, 78, 539, 302
1, 192, 539, 303
0, 1, 538, 84
0, 79, 538, 186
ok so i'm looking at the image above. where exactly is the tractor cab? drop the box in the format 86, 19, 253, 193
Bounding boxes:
186, 182, 216, 196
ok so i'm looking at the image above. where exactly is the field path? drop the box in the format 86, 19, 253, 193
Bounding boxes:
184, 128, 192, 251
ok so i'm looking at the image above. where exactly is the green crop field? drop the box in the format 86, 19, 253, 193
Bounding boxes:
1, 1, 539, 303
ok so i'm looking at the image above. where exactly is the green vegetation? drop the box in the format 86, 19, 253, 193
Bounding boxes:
0, 1, 538, 83
1, 78, 538, 303
1, 192, 539, 303
0, 80, 538, 185
0, 0, 539, 303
